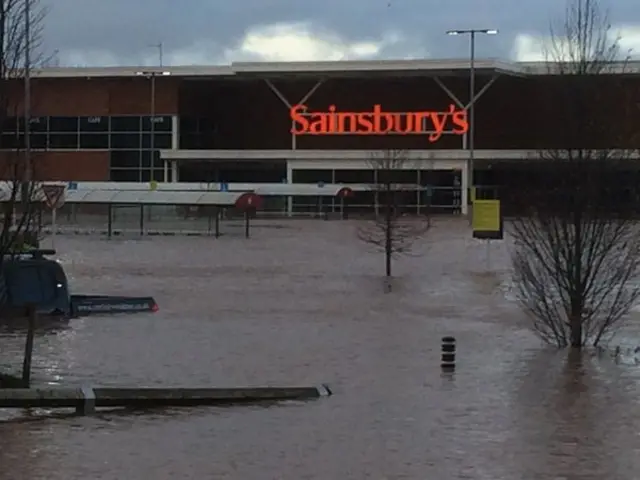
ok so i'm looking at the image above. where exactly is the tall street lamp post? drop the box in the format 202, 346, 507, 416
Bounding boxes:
446, 28, 498, 212
23, 0, 32, 210
135, 70, 171, 182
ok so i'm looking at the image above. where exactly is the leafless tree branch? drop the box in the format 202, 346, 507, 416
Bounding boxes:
545, 0, 630, 74
509, 0, 640, 348
357, 149, 431, 286
0, 0, 48, 258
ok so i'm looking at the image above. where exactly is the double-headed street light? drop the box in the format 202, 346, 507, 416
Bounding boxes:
446, 28, 498, 211
135, 70, 171, 182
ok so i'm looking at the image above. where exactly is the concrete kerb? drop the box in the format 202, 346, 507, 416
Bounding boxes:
79, 385, 96, 414
0, 385, 333, 416
316, 384, 332, 396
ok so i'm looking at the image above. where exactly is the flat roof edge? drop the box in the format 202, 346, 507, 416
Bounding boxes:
27, 65, 235, 78
21, 58, 640, 78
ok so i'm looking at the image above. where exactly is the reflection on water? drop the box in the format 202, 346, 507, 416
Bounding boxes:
1, 219, 640, 479
0, 318, 71, 336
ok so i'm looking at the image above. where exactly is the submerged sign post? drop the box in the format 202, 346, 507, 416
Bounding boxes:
472, 199, 503, 270
41, 184, 66, 247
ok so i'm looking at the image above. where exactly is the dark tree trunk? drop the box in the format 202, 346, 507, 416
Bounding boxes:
385, 183, 392, 278
570, 313, 583, 348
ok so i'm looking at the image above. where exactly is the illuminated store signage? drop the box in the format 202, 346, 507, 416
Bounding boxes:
290, 104, 468, 142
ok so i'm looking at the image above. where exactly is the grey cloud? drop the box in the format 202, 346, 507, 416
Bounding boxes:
40, 0, 640, 66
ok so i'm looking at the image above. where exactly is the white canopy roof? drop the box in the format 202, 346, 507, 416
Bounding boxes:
63, 189, 246, 205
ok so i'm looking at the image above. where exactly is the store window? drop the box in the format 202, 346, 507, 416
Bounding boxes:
110, 116, 141, 132
79, 133, 109, 149
0, 133, 23, 149
31, 133, 47, 149
110, 169, 142, 182
141, 151, 163, 168
2, 117, 20, 132
29, 116, 48, 132
142, 133, 172, 149
142, 115, 172, 132
80, 116, 109, 132
49, 116, 78, 132
110, 150, 141, 169
48, 133, 79, 149
110, 133, 141, 149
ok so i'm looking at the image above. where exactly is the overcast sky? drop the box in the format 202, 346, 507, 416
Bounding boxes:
41, 0, 640, 67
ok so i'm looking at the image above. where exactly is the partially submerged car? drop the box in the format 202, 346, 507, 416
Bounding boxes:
0, 250, 158, 319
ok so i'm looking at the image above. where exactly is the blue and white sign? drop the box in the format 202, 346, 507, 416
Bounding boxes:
68, 181, 78, 190
220, 182, 228, 192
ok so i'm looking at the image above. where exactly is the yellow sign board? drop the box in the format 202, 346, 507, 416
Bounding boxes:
472, 199, 503, 240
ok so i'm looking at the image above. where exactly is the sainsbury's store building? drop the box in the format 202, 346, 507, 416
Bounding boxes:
2, 58, 639, 214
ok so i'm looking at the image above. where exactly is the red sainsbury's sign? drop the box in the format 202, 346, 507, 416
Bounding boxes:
290, 104, 468, 142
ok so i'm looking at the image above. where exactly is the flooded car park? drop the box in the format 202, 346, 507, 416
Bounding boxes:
1, 219, 640, 479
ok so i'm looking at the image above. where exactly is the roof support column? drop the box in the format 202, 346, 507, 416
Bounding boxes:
286, 161, 293, 216
171, 160, 179, 182
170, 115, 179, 183
433, 77, 466, 149
434, 74, 498, 213
432, 74, 499, 149
464, 75, 498, 109
460, 166, 468, 216
265, 79, 324, 150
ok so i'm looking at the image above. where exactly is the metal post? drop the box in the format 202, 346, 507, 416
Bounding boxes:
446, 28, 498, 219
139, 204, 144, 236
22, 306, 36, 387
156, 42, 164, 67
331, 169, 336, 213
485, 239, 491, 270
150, 73, 156, 182
416, 169, 421, 215
23, 0, 31, 207
469, 31, 476, 207
147, 73, 156, 221
51, 208, 56, 248
107, 204, 113, 238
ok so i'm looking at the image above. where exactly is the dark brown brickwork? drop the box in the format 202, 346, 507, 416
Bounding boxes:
2, 77, 180, 180
34, 151, 110, 181
179, 74, 640, 151
2, 71, 638, 181
0, 151, 109, 181
9, 77, 180, 116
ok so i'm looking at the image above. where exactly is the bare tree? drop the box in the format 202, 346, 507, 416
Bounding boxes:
357, 149, 431, 287
508, 0, 640, 348
0, 0, 49, 257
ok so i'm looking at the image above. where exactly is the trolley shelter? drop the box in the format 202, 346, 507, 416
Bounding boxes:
63, 189, 263, 238
45, 182, 356, 219
250, 183, 354, 218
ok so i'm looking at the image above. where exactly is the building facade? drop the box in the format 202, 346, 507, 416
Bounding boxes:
1, 59, 638, 214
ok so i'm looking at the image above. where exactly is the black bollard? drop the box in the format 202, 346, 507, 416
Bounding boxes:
22, 306, 37, 388
441, 336, 456, 371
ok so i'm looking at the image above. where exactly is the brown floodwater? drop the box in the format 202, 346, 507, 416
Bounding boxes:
1, 218, 640, 480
